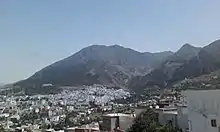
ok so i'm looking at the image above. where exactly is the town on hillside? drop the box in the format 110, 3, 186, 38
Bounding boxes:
0, 83, 219, 132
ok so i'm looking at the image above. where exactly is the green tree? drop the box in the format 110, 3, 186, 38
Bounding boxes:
0, 125, 5, 131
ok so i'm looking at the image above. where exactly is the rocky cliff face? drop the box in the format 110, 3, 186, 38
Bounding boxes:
129, 40, 220, 93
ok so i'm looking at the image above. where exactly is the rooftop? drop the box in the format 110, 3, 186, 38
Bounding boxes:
156, 107, 177, 111
155, 108, 178, 115
104, 113, 134, 117
183, 87, 220, 91
162, 111, 178, 115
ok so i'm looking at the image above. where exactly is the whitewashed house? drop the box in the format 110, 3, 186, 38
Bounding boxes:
156, 107, 178, 128
183, 89, 220, 132
177, 105, 189, 132
155, 106, 188, 131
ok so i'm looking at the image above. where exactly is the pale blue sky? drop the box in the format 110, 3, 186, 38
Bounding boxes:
1, 0, 220, 83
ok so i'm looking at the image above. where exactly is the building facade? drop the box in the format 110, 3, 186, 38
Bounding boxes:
183, 89, 220, 132
155, 106, 188, 132
156, 107, 178, 128
177, 105, 188, 132
101, 113, 135, 132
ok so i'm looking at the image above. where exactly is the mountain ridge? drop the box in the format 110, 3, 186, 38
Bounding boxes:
14, 39, 220, 94
15, 44, 173, 90
129, 40, 220, 93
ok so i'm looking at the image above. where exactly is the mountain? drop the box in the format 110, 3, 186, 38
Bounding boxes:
173, 69, 220, 90
167, 43, 201, 61
0, 83, 4, 88
15, 45, 173, 91
204, 39, 220, 55
129, 40, 220, 93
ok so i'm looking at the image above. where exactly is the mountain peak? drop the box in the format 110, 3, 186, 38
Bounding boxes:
165, 43, 201, 62
82, 44, 125, 51
15, 44, 172, 92
109, 44, 122, 48
177, 43, 200, 57
204, 39, 220, 55
180, 43, 196, 50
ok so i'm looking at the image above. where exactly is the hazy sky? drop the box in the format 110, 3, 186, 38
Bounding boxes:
1, 0, 220, 83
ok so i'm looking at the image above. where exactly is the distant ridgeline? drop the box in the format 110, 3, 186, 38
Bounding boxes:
12, 39, 220, 94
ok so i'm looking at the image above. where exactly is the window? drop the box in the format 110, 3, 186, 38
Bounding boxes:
211, 119, 217, 127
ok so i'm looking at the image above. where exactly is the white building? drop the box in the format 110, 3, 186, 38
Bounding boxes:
183, 89, 220, 132
156, 107, 178, 128
155, 106, 188, 132
102, 113, 135, 131
177, 105, 189, 132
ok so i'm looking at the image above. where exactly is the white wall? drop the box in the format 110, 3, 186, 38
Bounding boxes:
188, 110, 218, 132
177, 106, 188, 131
119, 116, 134, 131
158, 111, 177, 127
183, 90, 220, 132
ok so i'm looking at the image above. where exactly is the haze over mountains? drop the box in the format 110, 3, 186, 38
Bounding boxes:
15, 39, 220, 93
0, 83, 5, 88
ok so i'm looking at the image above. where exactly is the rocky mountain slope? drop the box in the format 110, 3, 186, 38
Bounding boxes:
15, 39, 220, 94
15, 45, 172, 89
129, 40, 220, 93
173, 70, 220, 90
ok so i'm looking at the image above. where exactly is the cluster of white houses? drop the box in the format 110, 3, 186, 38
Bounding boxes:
34, 89, 220, 132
